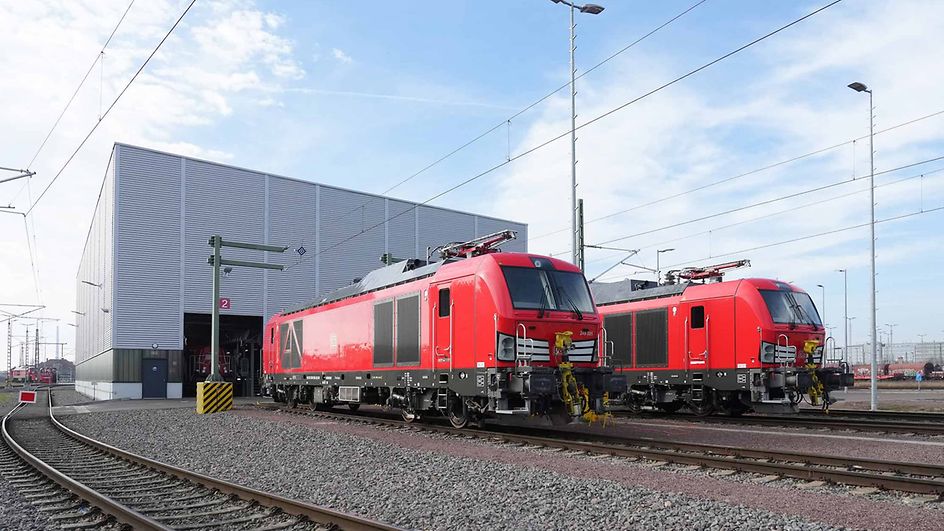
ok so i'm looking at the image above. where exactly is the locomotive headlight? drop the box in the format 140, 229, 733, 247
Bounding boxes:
497, 333, 516, 361
760, 342, 776, 364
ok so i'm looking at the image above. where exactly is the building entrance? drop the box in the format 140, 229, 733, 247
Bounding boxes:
182, 313, 263, 398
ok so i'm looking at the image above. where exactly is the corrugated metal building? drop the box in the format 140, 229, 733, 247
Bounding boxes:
74, 143, 527, 400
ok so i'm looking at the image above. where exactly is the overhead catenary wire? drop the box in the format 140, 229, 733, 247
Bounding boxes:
592, 205, 944, 284
573, 154, 944, 251
528, 107, 944, 243
288, 1, 841, 273
580, 166, 944, 271
316, 0, 709, 229
24, 0, 136, 171
25, 0, 196, 216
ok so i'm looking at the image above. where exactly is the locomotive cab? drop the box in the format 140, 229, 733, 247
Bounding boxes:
748, 281, 854, 411
488, 254, 610, 423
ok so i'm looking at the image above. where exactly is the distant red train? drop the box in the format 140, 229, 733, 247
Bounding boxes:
263, 232, 611, 427
8, 366, 56, 385
592, 261, 853, 415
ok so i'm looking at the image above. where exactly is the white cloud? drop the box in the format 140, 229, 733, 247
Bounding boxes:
331, 47, 353, 64
0, 0, 305, 362
486, 0, 944, 338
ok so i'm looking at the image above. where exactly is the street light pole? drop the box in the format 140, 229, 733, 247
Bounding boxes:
885, 323, 898, 362
837, 269, 848, 366
816, 284, 826, 331
848, 81, 878, 411
549, 0, 604, 265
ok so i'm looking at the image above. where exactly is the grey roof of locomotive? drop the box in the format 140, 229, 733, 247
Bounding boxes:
590, 280, 688, 306
283, 259, 451, 315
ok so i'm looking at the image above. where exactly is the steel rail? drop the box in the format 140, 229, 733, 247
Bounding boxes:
3, 400, 169, 530
615, 411, 944, 435
799, 408, 944, 422
5, 389, 400, 531
257, 403, 944, 495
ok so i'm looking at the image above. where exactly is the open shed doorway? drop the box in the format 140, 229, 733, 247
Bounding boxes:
183, 313, 263, 398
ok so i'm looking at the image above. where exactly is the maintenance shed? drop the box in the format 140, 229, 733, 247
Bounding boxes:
74, 143, 527, 400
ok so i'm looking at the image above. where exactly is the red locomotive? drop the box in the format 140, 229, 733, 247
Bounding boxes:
38, 367, 57, 385
592, 261, 853, 415
9, 367, 36, 384
263, 231, 611, 427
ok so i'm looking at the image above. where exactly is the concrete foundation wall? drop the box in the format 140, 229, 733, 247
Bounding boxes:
75, 381, 183, 400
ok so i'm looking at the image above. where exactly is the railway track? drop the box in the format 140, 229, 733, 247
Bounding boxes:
2, 389, 399, 530
257, 402, 944, 496
614, 409, 944, 436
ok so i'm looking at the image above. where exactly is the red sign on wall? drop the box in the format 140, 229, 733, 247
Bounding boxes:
219, 298, 231, 310
19, 390, 37, 404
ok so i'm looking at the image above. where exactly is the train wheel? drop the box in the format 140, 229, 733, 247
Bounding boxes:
688, 401, 715, 416
447, 398, 469, 429
348, 403, 361, 411
656, 403, 683, 414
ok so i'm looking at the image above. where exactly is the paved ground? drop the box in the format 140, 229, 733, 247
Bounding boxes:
52, 396, 260, 415
818, 388, 944, 411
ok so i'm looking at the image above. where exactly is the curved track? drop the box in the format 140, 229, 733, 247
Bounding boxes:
258, 402, 944, 496
2, 389, 399, 530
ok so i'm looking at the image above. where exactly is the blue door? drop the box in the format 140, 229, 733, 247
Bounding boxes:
142, 358, 167, 398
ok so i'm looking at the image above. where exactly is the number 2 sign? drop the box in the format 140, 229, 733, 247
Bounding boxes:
219, 297, 231, 310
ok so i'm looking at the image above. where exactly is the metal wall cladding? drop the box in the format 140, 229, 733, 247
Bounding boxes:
635, 308, 669, 367
113, 349, 182, 383
183, 159, 266, 315
386, 199, 416, 261
75, 350, 113, 382
75, 154, 115, 364
266, 176, 317, 317
318, 187, 387, 298
474, 215, 528, 253
80, 143, 528, 382
114, 145, 181, 350
418, 206, 475, 258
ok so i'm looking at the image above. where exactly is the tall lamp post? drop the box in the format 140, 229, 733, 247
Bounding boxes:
815, 284, 826, 331
848, 316, 857, 362
549, 0, 605, 265
848, 80, 878, 411
885, 323, 898, 362
655, 248, 674, 284
836, 269, 848, 365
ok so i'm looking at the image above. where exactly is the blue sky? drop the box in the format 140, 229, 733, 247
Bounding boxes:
1, 0, 942, 361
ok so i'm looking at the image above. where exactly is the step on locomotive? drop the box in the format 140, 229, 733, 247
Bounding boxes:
592, 260, 854, 415
263, 231, 612, 427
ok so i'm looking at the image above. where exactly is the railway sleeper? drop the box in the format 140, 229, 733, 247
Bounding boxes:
141, 497, 230, 513
151, 502, 253, 521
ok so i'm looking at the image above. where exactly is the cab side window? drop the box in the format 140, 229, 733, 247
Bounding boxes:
438, 288, 450, 317
691, 306, 705, 329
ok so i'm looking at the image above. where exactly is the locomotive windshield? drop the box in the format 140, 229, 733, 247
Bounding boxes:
501, 266, 595, 314
759, 289, 822, 326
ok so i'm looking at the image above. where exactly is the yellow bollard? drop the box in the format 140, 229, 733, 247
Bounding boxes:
196, 381, 233, 414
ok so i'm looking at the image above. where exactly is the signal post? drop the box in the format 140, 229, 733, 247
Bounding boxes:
198, 235, 286, 414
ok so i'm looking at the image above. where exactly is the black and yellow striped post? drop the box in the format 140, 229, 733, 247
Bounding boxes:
196, 381, 233, 414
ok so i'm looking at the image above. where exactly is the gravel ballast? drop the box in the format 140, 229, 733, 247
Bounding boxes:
60, 407, 854, 531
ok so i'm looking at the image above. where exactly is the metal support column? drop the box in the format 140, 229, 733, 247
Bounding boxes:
209, 235, 222, 382
576, 198, 585, 271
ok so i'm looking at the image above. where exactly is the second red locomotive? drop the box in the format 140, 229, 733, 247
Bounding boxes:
592, 261, 853, 415
263, 231, 611, 426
